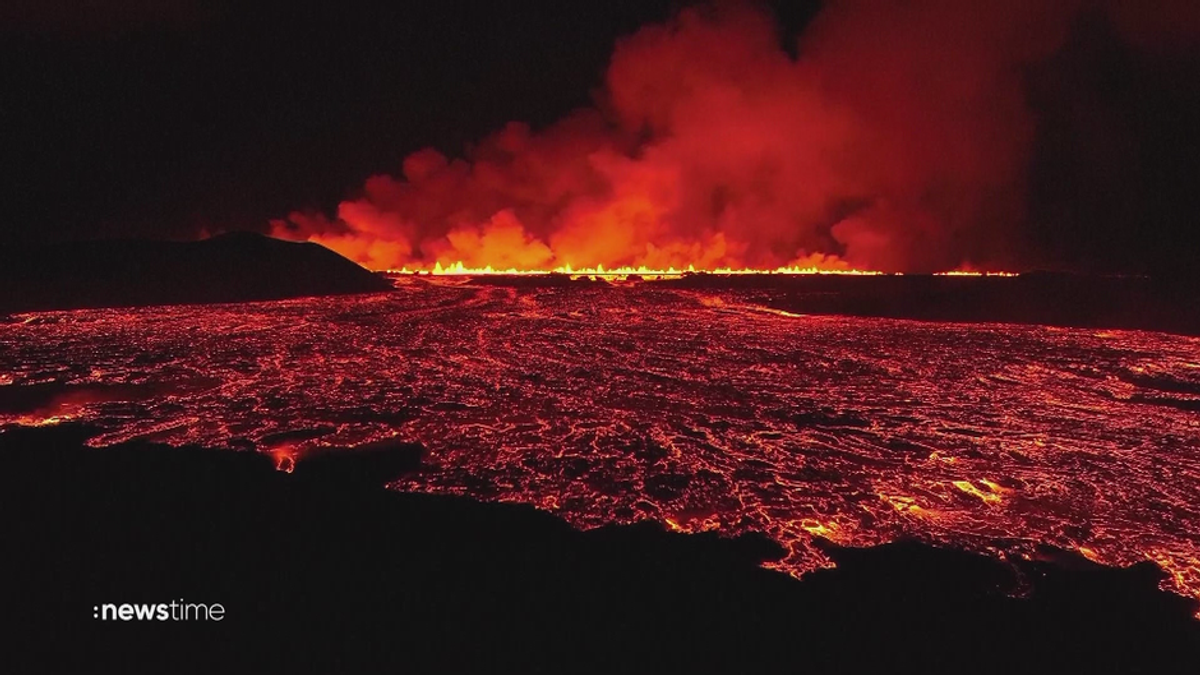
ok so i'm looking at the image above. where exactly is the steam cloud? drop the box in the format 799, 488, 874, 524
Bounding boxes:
271, 1, 1199, 272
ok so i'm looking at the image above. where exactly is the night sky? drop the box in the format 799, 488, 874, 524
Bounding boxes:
2, 0, 1197, 274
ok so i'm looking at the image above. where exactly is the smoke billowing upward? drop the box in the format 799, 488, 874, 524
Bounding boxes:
271, 1, 1200, 273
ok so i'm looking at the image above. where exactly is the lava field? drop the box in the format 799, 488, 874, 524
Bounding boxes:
3, 278, 1198, 603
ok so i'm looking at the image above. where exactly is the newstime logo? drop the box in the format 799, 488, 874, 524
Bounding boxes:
94, 600, 225, 622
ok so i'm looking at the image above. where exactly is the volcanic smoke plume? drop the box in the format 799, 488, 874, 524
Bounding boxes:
270, 1, 1199, 273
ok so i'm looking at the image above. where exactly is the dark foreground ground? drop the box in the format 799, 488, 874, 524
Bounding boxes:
3, 425, 1198, 674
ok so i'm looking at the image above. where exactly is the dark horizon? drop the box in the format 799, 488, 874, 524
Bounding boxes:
3, 0, 1198, 275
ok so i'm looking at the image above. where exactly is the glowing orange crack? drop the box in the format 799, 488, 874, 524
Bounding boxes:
381, 262, 1020, 277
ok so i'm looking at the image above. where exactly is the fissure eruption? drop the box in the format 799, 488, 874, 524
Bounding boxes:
270, 1, 1199, 274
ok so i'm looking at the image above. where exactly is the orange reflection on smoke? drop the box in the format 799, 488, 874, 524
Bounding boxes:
5, 284, 1197, 610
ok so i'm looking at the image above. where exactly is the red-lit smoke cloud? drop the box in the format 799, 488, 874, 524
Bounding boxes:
271, 1, 1199, 272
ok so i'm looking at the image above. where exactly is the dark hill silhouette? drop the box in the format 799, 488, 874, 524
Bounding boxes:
0, 232, 392, 313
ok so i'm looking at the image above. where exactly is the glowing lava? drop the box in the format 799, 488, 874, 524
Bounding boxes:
1, 279, 1196, 608
387, 261, 893, 279
382, 261, 1017, 279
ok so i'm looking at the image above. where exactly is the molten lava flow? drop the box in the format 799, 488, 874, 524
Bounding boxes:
271, 447, 297, 474
2, 283, 1198, 610
383, 262, 1021, 279
386, 261, 891, 278
934, 271, 1020, 277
